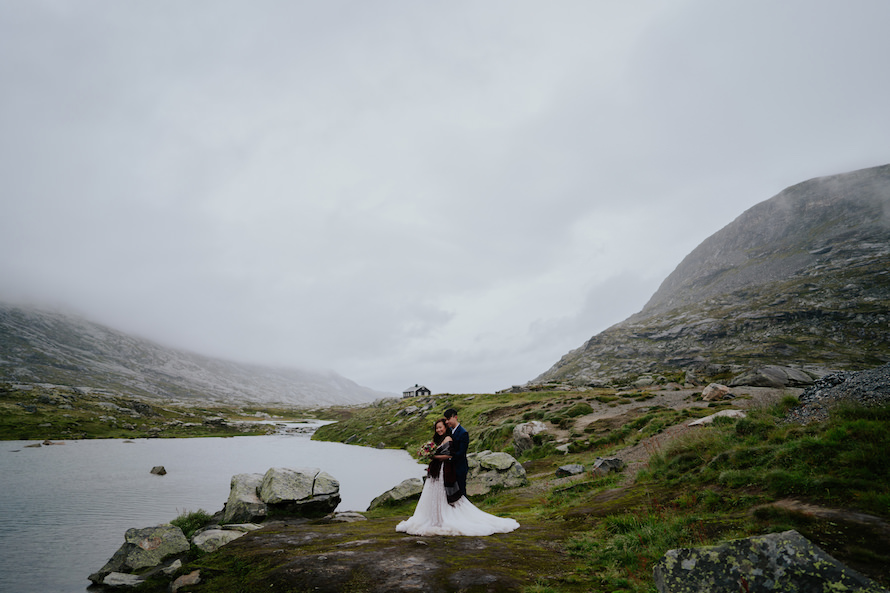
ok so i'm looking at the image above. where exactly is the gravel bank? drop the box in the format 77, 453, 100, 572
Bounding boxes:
785, 363, 890, 424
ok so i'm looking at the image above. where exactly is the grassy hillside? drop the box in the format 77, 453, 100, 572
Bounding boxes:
0, 382, 312, 440
302, 389, 890, 592
311, 388, 727, 458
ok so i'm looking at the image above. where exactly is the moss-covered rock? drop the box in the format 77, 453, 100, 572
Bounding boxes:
653, 529, 888, 592
88, 524, 189, 584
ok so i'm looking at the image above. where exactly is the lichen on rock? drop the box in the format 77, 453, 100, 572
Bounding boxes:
653, 529, 888, 593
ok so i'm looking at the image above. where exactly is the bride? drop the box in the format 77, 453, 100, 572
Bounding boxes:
396, 418, 520, 537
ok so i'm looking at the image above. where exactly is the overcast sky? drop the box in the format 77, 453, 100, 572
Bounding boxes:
2, 1, 889, 395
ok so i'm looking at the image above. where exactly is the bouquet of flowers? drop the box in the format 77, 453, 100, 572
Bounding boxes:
417, 441, 436, 462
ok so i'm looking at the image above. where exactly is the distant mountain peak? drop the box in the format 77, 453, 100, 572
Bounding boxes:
0, 304, 393, 406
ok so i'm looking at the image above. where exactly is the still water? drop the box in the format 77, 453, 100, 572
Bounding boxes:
0, 423, 425, 593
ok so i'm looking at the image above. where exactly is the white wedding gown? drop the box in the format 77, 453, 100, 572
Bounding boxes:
396, 463, 520, 537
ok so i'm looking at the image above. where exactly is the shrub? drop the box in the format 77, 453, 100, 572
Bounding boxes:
564, 402, 594, 418
735, 417, 772, 438
171, 509, 213, 539
475, 424, 515, 452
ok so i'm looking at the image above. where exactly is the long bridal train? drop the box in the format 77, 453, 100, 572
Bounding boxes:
396, 466, 519, 537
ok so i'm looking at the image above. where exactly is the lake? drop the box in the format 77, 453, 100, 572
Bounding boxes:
0, 423, 425, 593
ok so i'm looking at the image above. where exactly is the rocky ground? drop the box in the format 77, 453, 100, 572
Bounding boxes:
526, 385, 798, 493
785, 362, 890, 424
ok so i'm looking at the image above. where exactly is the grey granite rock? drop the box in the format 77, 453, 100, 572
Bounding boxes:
653, 529, 888, 593
88, 524, 189, 584
223, 473, 267, 524
367, 478, 423, 510
555, 464, 585, 477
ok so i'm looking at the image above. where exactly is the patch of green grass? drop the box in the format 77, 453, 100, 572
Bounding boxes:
543, 473, 624, 512
0, 383, 301, 440
646, 401, 890, 516
566, 508, 717, 593
521, 586, 560, 593
313, 389, 618, 460
564, 402, 593, 418
476, 422, 517, 452
171, 508, 213, 539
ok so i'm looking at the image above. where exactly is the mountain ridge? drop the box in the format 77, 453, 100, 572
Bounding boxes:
0, 303, 392, 406
533, 163, 890, 388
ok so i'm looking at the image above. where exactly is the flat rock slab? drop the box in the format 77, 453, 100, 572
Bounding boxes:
555, 464, 585, 477
687, 409, 746, 426
192, 529, 248, 553
102, 572, 145, 587
196, 519, 536, 592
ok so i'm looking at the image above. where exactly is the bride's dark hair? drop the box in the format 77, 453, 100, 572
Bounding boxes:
432, 418, 451, 445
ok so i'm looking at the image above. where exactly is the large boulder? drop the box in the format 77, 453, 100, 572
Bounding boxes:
512, 421, 548, 454
730, 365, 815, 388
88, 524, 189, 584
467, 451, 528, 495
653, 530, 887, 593
476, 451, 517, 472
700, 383, 731, 401
367, 478, 424, 510
222, 473, 267, 524
260, 467, 316, 503
259, 467, 341, 517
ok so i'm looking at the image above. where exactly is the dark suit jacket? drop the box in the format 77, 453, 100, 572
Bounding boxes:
450, 424, 469, 477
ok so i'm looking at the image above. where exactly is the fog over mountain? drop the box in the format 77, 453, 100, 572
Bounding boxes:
534, 164, 890, 387
0, 305, 392, 406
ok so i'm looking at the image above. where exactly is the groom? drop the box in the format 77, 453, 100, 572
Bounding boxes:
443, 408, 469, 500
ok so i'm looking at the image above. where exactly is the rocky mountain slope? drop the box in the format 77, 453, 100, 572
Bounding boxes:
534, 164, 890, 388
0, 304, 391, 406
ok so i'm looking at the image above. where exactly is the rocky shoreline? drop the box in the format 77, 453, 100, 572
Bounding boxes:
88, 450, 531, 591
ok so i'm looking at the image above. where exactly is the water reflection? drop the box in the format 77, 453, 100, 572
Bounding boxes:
0, 427, 423, 593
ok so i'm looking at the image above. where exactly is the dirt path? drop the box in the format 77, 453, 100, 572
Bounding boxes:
523, 385, 890, 545
532, 385, 800, 489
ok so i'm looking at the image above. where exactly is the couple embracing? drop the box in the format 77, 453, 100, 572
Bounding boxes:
396, 408, 520, 537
